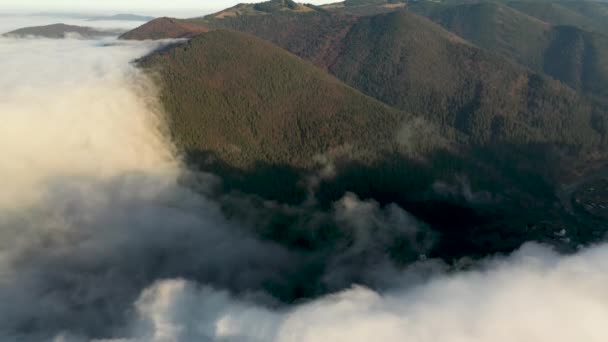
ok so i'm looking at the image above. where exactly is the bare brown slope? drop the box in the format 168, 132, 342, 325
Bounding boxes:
119, 17, 209, 40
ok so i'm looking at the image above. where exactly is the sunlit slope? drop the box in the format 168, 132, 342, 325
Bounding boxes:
142, 9, 607, 151
119, 17, 209, 40
139, 30, 437, 170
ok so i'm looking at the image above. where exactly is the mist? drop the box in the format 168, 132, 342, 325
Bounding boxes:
0, 20, 607, 342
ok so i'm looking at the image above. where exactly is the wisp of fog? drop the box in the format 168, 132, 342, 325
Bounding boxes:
0, 24, 607, 342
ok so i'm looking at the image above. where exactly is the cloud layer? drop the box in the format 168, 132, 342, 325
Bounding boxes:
114, 242, 608, 342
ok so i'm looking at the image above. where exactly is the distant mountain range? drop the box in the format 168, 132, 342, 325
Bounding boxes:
119, 0, 608, 258
30, 12, 155, 21
85, 14, 156, 21
3, 23, 124, 39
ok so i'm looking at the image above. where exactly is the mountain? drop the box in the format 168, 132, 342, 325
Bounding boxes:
543, 26, 608, 100
409, 1, 551, 67
86, 14, 155, 21
138, 29, 439, 171
187, 11, 358, 68
320, 0, 407, 16
409, 1, 608, 101
175, 10, 606, 152
320, 0, 608, 33
3, 23, 122, 39
207, 0, 315, 19
136, 29, 575, 257
123, 8, 608, 168
125, 2, 608, 255
506, 1, 608, 35
119, 17, 209, 40
330, 11, 605, 152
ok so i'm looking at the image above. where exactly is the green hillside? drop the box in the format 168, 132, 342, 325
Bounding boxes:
185, 11, 358, 68
409, 1, 608, 101
191, 9, 605, 151
321, 0, 408, 16
125, 8, 608, 169
506, 1, 608, 35
409, 2, 551, 69
330, 11, 604, 150
206, 0, 316, 19
139, 30, 437, 171
138, 29, 603, 257
119, 17, 209, 40
125, 3, 608, 255
543, 26, 608, 100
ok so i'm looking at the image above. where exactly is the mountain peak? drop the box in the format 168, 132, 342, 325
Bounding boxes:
119, 17, 209, 40
209, 0, 315, 19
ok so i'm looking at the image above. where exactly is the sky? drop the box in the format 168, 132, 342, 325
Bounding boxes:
0, 0, 336, 16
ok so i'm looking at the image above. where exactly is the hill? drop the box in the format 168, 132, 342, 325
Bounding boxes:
543, 26, 608, 101
127, 4, 608, 257
3, 23, 122, 39
186, 11, 358, 68
178, 10, 606, 153
409, 1, 551, 68
506, 1, 608, 35
409, 1, 608, 101
321, 0, 408, 16
328, 11, 605, 150
123, 9, 608, 169
138, 30, 440, 171
119, 17, 209, 40
207, 0, 316, 19
321, 0, 608, 32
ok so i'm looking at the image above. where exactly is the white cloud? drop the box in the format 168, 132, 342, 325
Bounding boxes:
0, 36, 177, 208
112, 242, 608, 342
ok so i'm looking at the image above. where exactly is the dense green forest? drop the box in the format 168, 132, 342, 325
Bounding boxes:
139, 30, 444, 170
408, 1, 608, 101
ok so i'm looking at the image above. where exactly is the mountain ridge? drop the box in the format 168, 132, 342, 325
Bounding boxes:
119, 17, 209, 40
3, 23, 123, 38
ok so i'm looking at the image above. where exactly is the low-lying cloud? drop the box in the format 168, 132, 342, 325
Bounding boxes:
104, 242, 608, 342
0, 24, 607, 342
